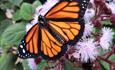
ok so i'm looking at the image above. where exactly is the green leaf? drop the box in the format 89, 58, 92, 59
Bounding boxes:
102, 20, 112, 25
20, 3, 35, 20
0, 54, 23, 70
22, 60, 31, 70
32, 1, 42, 8
12, 10, 22, 21
98, 49, 109, 56
113, 34, 115, 38
9, 0, 23, 6
93, 28, 100, 33
100, 61, 109, 70
0, 10, 6, 21
64, 60, 82, 70
37, 61, 47, 70
0, 37, 1, 47
1, 23, 26, 48
0, 2, 15, 10
0, 19, 13, 36
109, 55, 115, 61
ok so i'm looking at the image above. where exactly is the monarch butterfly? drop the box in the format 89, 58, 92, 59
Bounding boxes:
18, 0, 90, 60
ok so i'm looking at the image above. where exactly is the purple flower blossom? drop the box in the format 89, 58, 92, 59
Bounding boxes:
99, 27, 114, 49
83, 22, 94, 37
73, 38, 99, 62
28, 58, 37, 70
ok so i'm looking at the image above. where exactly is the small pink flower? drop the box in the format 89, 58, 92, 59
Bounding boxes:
100, 27, 114, 49
36, 0, 59, 16
107, 1, 115, 14
90, 0, 95, 5
28, 58, 37, 70
83, 22, 94, 37
73, 38, 99, 62
84, 8, 95, 23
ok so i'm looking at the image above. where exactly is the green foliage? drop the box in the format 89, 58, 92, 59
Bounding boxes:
9, 0, 23, 6
102, 20, 112, 25
99, 49, 109, 56
12, 10, 22, 21
37, 61, 47, 70
20, 3, 35, 20
32, 1, 42, 8
12, 1, 41, 21
100, 61, 109, 70
22, 60, 31, 70
109, 55, 115, 61
64, 60, 82, 70
0, 54, 23, 70
0, 0, 44, 69
93, 27, 100, 33
0, 19, 13, 36
0, 2, 14, 10
1, 23, 26, 48
0, 10, 6, 21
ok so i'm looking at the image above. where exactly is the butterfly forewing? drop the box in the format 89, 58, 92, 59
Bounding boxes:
45, 0, 90, 20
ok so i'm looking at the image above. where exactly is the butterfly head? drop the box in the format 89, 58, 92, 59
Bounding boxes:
38, 15, 48, 26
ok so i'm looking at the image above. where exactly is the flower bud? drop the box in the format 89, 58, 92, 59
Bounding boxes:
110, 14, 115, 25
92, 19, 102, 28
35, 57, 43, 64
94, 0, 104, 6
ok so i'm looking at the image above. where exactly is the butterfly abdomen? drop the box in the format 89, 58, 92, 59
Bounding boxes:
47, 25, 66, 44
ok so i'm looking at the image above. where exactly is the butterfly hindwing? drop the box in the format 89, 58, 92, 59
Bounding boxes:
40, 28, 67, 59
18, 24, 40, 58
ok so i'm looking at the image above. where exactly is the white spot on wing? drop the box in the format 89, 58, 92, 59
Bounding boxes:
23, 49, 25, 53
20, 45, 23, 48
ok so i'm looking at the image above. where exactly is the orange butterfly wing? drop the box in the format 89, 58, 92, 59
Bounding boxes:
40, 1, 89, 59
40, 28, 66, 59
46, 2, 79, 19
45, 1, 88, 20
18, 24, 40, 58
48, 21, 82, 42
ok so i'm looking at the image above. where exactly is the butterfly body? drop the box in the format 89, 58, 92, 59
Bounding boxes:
39, 15, 66, 44
38, 15, 48, 27
18, 0, 90, 60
